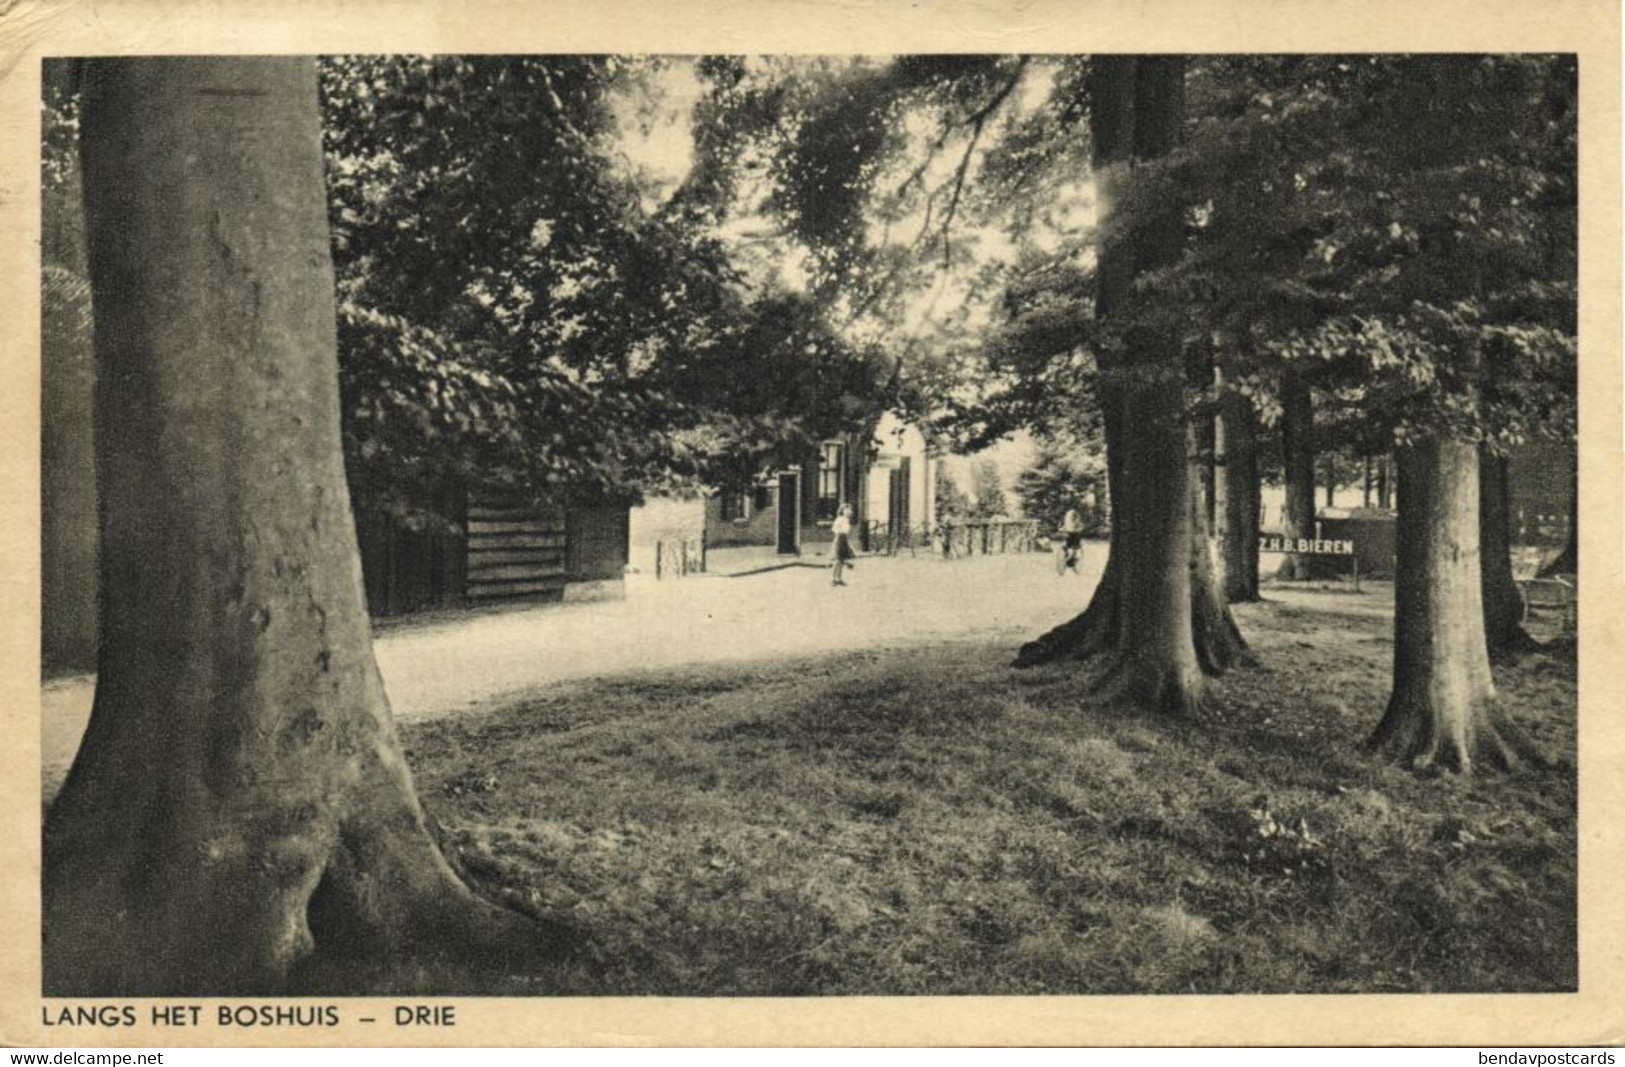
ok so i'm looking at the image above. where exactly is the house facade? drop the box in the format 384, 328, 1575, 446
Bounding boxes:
704, 413, 934, 555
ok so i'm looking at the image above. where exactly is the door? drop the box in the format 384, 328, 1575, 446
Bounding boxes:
776, 471, 801, 555
888, 457, 912, 534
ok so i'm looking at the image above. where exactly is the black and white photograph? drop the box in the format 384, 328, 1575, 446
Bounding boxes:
15, 0, 1620, 1046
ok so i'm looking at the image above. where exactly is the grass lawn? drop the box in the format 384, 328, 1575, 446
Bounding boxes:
405, 587, 1577, 995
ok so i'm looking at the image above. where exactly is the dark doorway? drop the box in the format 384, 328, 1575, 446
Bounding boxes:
888, 457, 912, 533
776, 471, 801, 555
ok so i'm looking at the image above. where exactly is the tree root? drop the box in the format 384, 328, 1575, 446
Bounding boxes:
1020, 579, 1251, 680
1090, 652, 1207, 717
285, 809, 579, 995
1194, 593, 1252, 675
1366, 696, 1543, 775
291, 875, 578, 995
1014, 581, 1119, 668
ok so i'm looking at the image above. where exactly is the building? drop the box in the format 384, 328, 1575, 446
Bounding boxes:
354, 485, 630, 616
705, 413, 934, 555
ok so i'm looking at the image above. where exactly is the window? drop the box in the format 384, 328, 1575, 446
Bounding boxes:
752, 483, 774, 513
720, 492, 749, 522
817, 441, 845, 522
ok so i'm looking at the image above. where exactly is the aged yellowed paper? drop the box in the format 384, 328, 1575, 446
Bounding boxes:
2, 0, 1619, 1046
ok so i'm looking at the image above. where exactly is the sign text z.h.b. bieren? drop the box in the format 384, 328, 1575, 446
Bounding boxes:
1259, 535, 1355, 555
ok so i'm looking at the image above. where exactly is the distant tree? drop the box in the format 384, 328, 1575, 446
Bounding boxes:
934, 464, 972, 524
1274, 369, 1320, 579
1213, 379, 1262, 603
1014, 438, 1105, 535
966, 459, 1009, 519
320, 56, 693, 523
41, 72, 98, 671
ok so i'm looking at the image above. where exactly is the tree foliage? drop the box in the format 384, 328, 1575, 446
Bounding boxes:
319, 56, 897, 527
1174, 56, 1578, 453
933, 464, 972, 523
1014, 435, 1107, 535
965, 458, 1010, 519
740, 54, 1576, 468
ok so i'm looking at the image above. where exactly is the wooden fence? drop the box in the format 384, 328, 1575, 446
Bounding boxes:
859, 520, 931, 556
655, 535, 707, 579
935, 519, 1041, 558
861, 519, 1042, 558
465, 493, 568, 603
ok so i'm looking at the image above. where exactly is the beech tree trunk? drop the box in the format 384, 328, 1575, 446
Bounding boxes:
1367, 437, 1532, 773
1479, 446, 1536, 657
1015, 56, 1247, 706
1218, 391, 1261, 603
1275, 369, 1320, 580
44, 57, 558, 995
1095, 367, 1209, 713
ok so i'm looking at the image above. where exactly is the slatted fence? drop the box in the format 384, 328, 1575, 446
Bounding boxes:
935, 519, 1041, 558
464, 493, 568, 603
859, 520, 930, 556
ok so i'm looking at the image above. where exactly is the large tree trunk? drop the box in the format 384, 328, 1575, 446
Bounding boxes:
1218, 391, 1261, 602
1367, 437, 1533, 773
1275, 369, 1320, 580
1093, 367, 1208, 714
1015, 56, 1245, 707
44, 57, 561, 996
1479, 446, 1537, 657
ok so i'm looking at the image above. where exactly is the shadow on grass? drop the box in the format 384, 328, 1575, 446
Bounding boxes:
400, 598, 1577, 996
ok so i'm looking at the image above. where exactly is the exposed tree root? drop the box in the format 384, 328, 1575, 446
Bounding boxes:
44, 681, 575, 996
44, 808, 575, 997
1017, 572, 1250, 678
290, 851, 578, 995
1090, 651, 1208, 717
1366, 695, 1542, 775
1014, 577, 1120, 667
1193, 580, 1252, 675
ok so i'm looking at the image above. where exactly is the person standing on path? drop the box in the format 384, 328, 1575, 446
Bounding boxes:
831, 503, 856, 586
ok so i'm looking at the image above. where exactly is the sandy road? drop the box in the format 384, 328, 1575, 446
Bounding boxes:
40, 550, 1104, 799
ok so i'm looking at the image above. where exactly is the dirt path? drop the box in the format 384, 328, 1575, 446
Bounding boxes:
41, 551, 1106, 798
